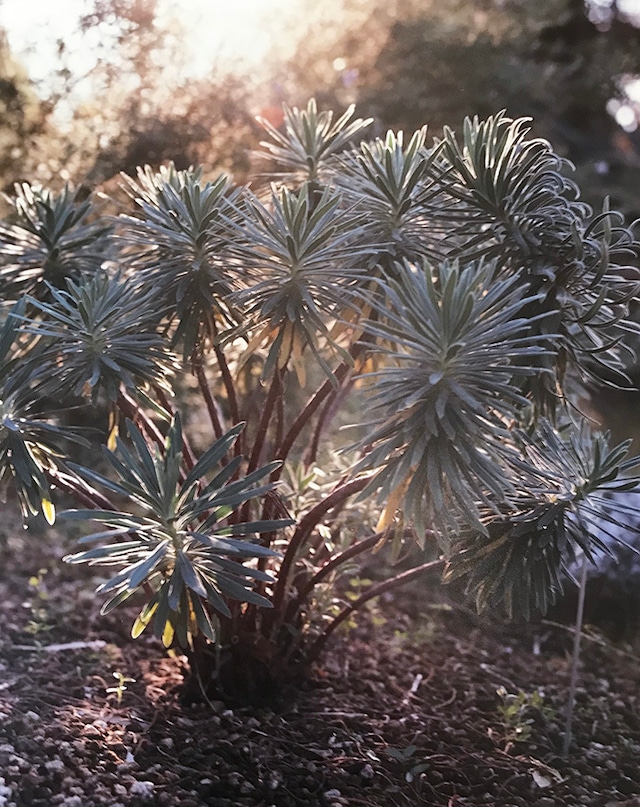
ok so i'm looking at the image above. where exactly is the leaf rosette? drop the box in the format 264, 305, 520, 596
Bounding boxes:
63, 417, 293, 649
352, 257, 553, 538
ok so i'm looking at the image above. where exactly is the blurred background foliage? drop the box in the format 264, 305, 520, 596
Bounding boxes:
274, 0, 640, 220
0, 0, 639, 217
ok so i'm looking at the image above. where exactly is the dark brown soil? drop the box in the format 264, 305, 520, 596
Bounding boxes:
2, 504, 640, 807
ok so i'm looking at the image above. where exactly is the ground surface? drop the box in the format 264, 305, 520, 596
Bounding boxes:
2, 505, 640, 807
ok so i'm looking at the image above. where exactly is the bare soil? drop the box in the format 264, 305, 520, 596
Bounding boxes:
1, 503, 640, 807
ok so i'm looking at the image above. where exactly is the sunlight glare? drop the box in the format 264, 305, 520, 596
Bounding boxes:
0, 0, 306, 93
159, 0, 305, 76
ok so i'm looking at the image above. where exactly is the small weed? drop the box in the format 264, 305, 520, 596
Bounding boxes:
495, 687, 555, 749
392, 605, 450, 647
106, 671, 136, 705
23, 568, 53, 635
339, 577, 387, 632
27, 568, 49, 599
385, 745, 432, 784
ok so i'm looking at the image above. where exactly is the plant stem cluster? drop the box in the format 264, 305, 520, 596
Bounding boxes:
0, 99, 639, 694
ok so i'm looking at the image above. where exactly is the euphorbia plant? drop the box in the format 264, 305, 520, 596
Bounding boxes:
1, 99, 639, 702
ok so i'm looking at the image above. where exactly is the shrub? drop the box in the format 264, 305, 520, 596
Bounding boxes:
1, 100, 639, 701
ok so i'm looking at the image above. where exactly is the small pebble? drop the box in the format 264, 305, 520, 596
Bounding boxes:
360, 764, 375, 780
129, 780, 155, 801
0, 778, 13, 798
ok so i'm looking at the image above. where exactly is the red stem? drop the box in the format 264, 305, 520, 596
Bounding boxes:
153, 385, 198, 471
305, 370, 354, 466
49, 469, 115, 511
275, 380, 284, 459
270, 475, 371, 614
118, 388, 169, 445
213, 341, 243, 457
193, 358, 225, 440
285, 531, 385, 618
275, 362, 351, 469
305, 557, 445, 664
214, 343, 240, 425
118, 388, 198, 478
246, 368, 283, 475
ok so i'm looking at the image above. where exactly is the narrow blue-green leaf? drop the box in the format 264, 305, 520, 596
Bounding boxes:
63, 541, 147, 563
129, 540, 170, 589
215, 575, 273, 608
176, 550, 208, 597
201, 578, 232, 618
182, 423, 245, 489
190, 594, 217, 642
221, 519, 294, 536
167, 564, 184, 611
100, 586, 136, 615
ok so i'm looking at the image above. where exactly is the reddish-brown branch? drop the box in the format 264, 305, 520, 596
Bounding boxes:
193, 359, 225, 442
246, 368, 283, 475
275, 362, 352, 469
270, 475, 371, 614
274, 382, 284, 461
49, 469, 115, 511
119, 387, 197, 475
153, 386, 198, 471
305, 369, 355, 466
118, 388, 170, 449
285, 531, 385, 618
214, 343, 240, 425
305, 557, 445, 664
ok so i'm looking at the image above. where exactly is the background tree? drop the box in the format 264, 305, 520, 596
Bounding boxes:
0, 0, 262, 193
1, 0, 639, 437
2, 0, 640, 216
0, 31, 49, 199
271, 0, 640, 219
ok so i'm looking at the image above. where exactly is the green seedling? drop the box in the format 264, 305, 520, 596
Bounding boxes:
496, 686, 555, 748
106, 671, 136, 705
